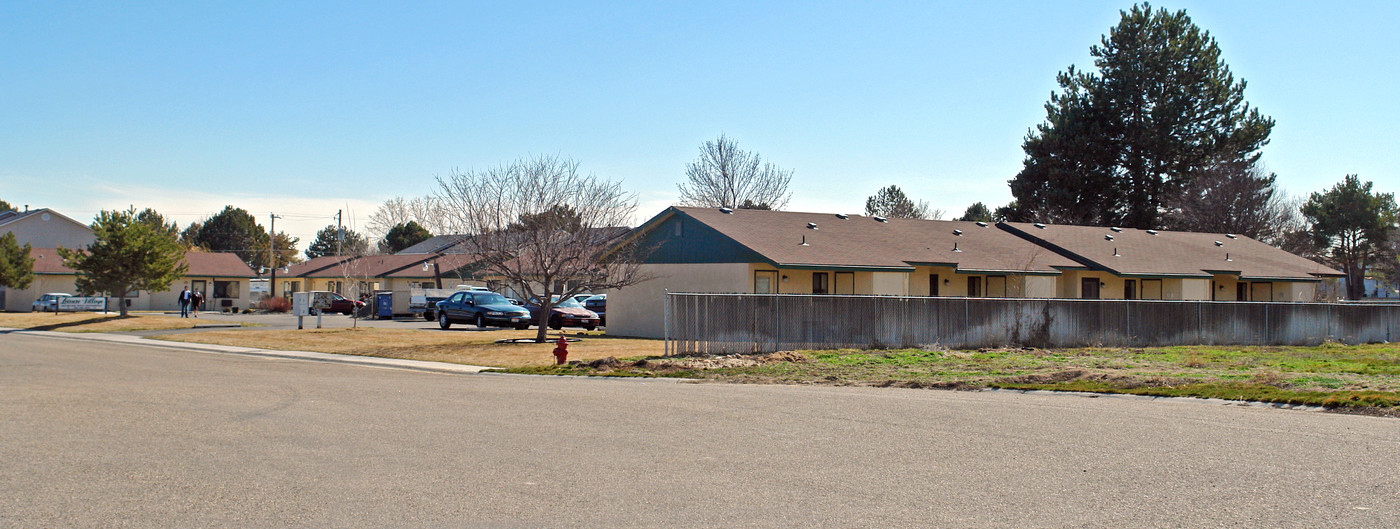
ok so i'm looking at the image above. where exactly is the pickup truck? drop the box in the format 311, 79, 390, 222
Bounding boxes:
411, 288, 457, 320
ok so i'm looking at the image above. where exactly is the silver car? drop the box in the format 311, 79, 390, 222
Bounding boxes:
32, 293, 73, 312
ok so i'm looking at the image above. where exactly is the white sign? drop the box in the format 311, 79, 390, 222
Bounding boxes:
57, 296, 107, 311
308, 291, 333, 310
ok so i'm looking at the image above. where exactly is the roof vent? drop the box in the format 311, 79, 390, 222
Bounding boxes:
952, 229, 963, 236
873, 216, 887, 223
1034, 223, 1046, 229
1104, 234, 1114, 241
1146, 229, 1158, 235
1110, 227, 1123, 232
1226, 252, 1232, 261
807, 222, 818, 230
800, 235, 809, 246
1214, 241, 1224, 247
952, 242, 962, 253
719, 207, 734, 214
1113, 247, 1120, 257
975, 221, 988, 227
1226, 233, 1237, 239
835, 213, 848, 220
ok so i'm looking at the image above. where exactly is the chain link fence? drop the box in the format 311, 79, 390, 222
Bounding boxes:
663, 293, 1400, 355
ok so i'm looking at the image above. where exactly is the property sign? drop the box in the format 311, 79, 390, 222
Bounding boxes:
293, 292, 311, 316
57, 296, 107, 311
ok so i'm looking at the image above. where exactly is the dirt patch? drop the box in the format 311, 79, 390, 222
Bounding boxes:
643, 351, 810, 370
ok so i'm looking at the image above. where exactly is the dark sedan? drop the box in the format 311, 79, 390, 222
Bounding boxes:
436, 291, 533, 330
525, 296, 601, 331
583, 294, 606, 326
327, 293, 365, 315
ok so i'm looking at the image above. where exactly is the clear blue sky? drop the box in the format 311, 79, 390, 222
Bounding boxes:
3, 1, 1396, 250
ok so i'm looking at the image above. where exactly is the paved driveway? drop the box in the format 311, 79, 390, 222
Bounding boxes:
2, 332, 1397, 528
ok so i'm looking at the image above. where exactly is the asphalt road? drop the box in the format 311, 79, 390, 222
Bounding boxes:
2, 332, 1398, 528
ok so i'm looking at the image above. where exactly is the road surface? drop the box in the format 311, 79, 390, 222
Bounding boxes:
2, 331, 1397, 527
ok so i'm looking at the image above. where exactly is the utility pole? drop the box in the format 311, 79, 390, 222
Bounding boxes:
270, 213, 282, 299
335, 209, 343, 257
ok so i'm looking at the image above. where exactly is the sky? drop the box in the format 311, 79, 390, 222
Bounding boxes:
3, 1, 1397, 252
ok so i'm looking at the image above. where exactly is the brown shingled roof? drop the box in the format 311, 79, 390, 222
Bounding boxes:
183, 252, 257, 277
671, 207, 1079, 274
1000, 222, 1342, 280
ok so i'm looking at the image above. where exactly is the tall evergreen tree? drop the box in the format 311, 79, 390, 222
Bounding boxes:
1008, 3, 1274, 228
306, 225, 369, 259
183, 206, 297, 268
59, 208, 189, 316
0, 232, 36, 291
957, 202, 994, 222
865, 185, 934, 219
380, 221, 433, 254
0, 199, 14, 212
1302, 175, 1397, 300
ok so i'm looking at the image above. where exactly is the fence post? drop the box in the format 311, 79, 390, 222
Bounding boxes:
663, 290, 670, 357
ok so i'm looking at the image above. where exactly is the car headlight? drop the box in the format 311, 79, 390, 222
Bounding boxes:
487, 311, 505, 316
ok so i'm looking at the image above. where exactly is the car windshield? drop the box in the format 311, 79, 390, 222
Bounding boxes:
548, 296, 584, 308
474, 293, 509, 305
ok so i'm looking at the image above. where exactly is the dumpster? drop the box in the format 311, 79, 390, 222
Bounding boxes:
375, 292, 393, 320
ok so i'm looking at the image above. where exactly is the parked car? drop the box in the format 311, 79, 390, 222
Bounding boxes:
524, 295, 601, 331
435, 291, 532, 330
583, 294, 606, 326
32, 293, 73, 312
571, 294, 593, 304
327, 293, 365, 315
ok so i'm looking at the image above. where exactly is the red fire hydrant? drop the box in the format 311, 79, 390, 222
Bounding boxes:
552, 336, 569, 365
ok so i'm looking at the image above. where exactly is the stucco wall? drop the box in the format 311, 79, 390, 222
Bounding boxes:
2, 214, 95, 249
608, 263, 754, 338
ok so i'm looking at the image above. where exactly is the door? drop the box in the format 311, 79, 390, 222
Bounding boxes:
191, 280, 207, 307
1124, 279, 1137, 300
967, 276, 982, 297
1080, 278, 1100, 299
929, 274, 939, 296
1236, 282, 1248, 301
812, 273, 829, 294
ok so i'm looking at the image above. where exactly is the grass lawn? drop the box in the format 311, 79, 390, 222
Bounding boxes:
153, 327, 665, 368
0, 312, 247, 333
508, 343, 1400, 414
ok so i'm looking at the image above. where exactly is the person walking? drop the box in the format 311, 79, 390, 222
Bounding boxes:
178, 286, 191, 318
191, 289, 203, 318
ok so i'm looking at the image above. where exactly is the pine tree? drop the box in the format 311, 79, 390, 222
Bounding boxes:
0, 232, 36, 290
1008, 4, 1274, 228
865, 185, 933, 219
59, 208, 189, 316
1302, 175, 1397, 300
306, 225, 369, 259
380, 221, 433, 254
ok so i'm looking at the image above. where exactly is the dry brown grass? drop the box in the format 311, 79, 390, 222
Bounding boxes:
0, 312, 226, 333
153, 327, 664, 368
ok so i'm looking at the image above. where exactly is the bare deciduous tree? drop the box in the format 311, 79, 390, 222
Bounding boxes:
366, 196, 443, 244
677, 134, 792, 210
1162, 160, 1302, 246
433, 154, 650, 343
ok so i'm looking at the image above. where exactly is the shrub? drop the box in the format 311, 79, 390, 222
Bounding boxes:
257, 296, 291, 313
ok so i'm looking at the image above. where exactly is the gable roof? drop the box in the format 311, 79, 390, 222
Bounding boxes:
644, 207, 1079, 274
999, 222, 1343, 281
183, 252, 258, 278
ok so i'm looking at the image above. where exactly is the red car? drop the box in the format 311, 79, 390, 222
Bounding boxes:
327, 293, 365, 315
524, 296, 601, 331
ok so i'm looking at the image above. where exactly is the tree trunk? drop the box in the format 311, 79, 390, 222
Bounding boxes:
118, 294, 128, 317
534, 298, 552, 343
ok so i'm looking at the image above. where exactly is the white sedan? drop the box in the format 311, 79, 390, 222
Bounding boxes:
32, 293, 73, 312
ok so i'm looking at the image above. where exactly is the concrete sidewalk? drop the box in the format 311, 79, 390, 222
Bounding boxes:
0, 327, 494, 375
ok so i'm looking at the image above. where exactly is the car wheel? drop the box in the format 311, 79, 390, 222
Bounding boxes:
438, 312, 451, 329
423, 310, 434, 321
583, 325, 596, 331
476, 313, 487, 329
516, 324, 531, 330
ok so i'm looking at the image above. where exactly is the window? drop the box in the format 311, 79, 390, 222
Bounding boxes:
285, 281, 301, 296
754, 271, 777, 294
812, 272, 829, 294
673, 220, 683, 237
213, 281, 240, 299
1080, 278, 1100, 299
